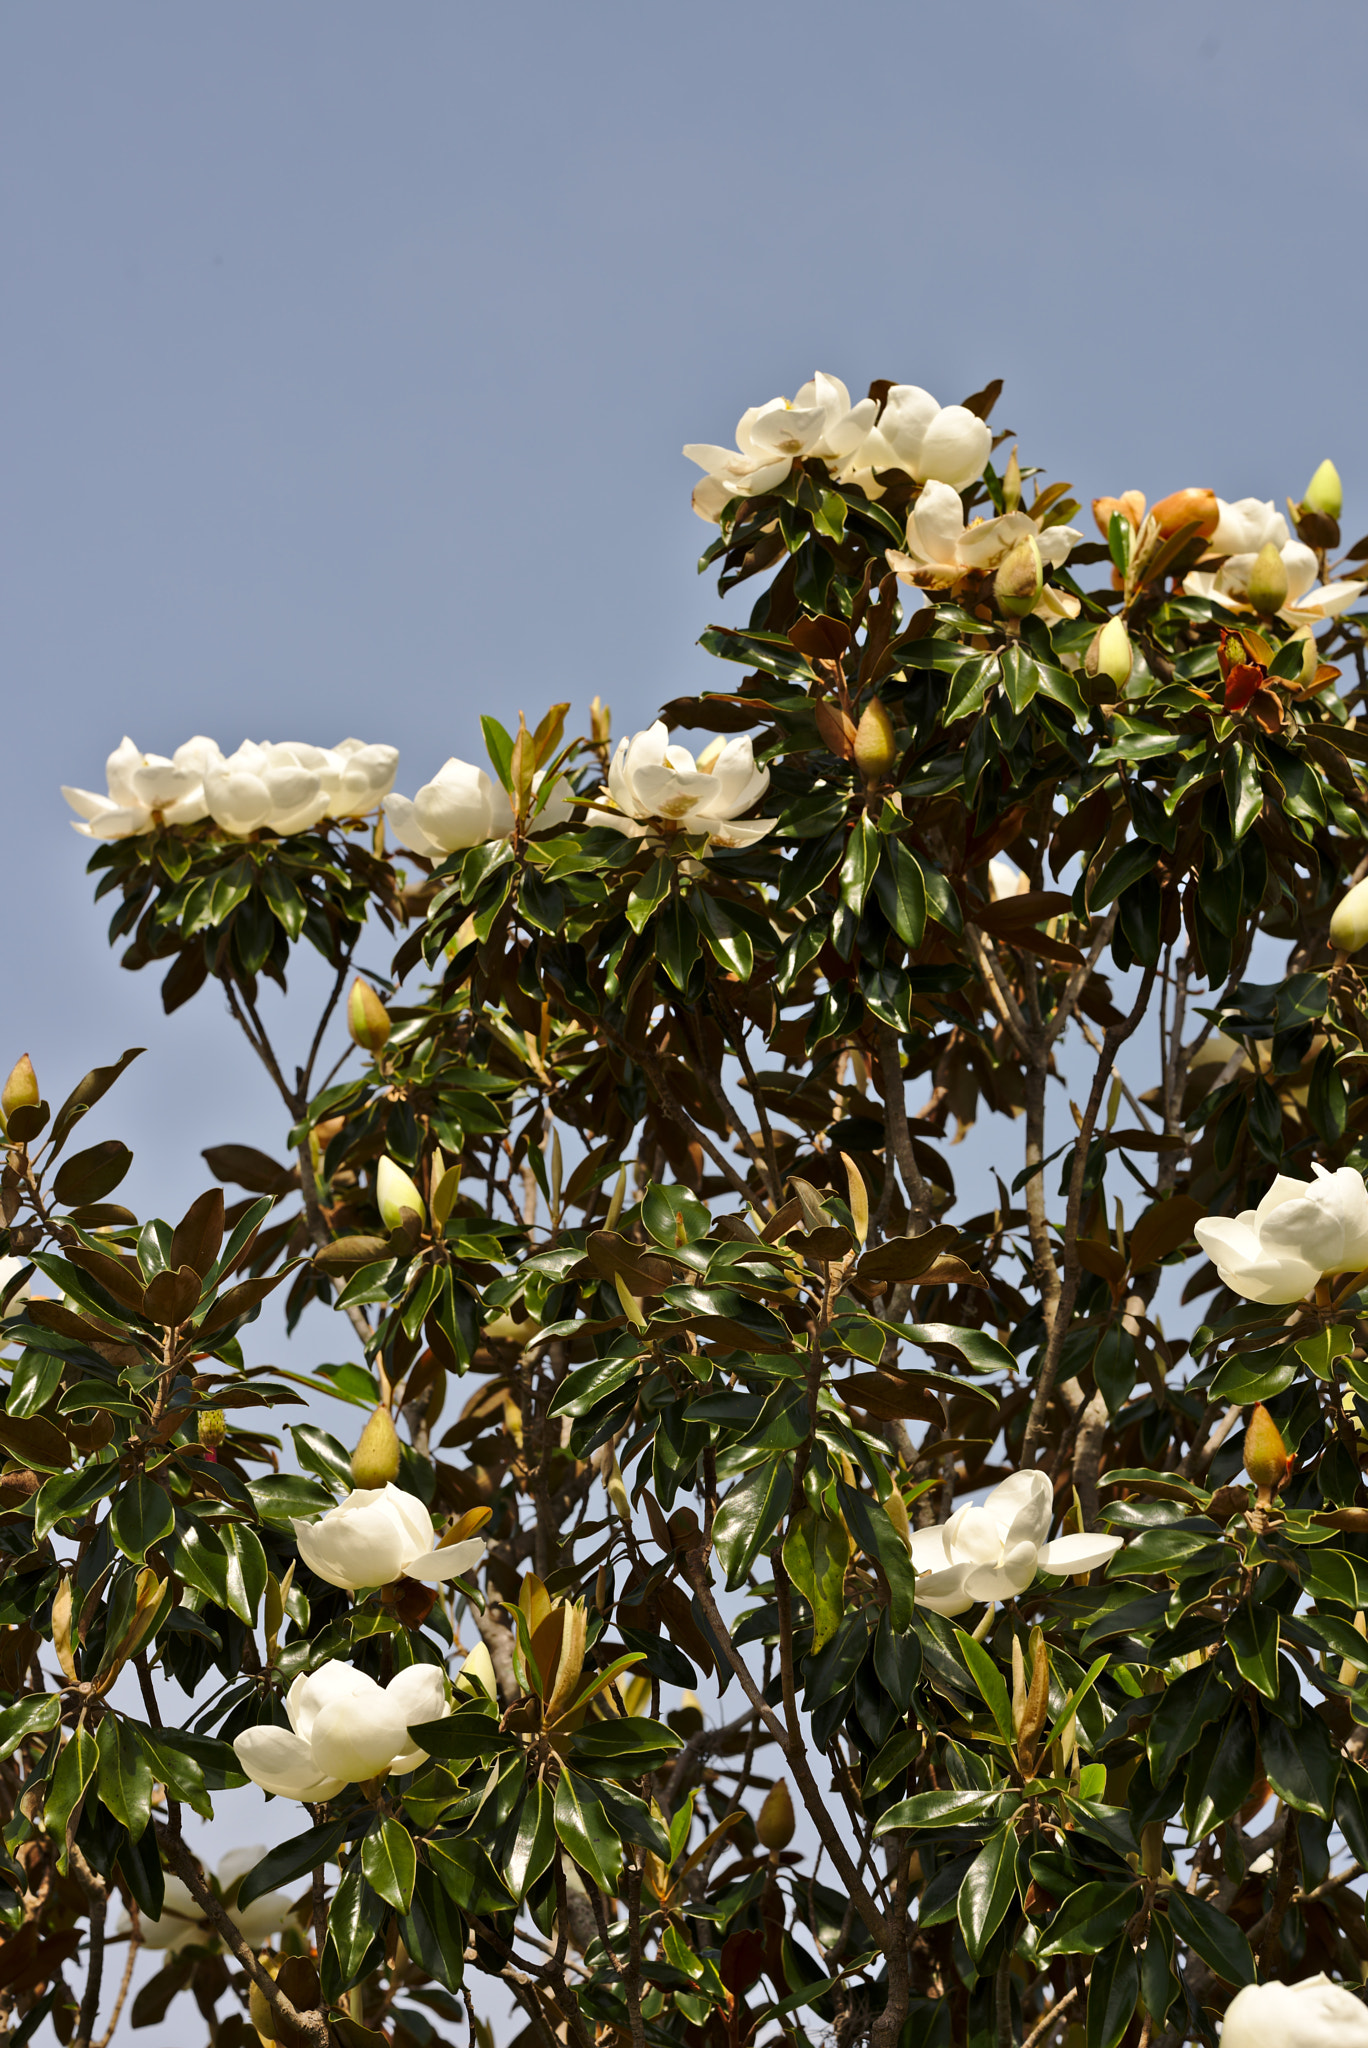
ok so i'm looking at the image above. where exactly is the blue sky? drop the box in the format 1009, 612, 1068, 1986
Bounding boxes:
6, 0, 1368, 1218
6, 5, 1368, 2036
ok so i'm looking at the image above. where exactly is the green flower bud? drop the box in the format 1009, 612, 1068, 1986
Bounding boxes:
1245, 1403, 1290, 1502
994, 534, 1043, 619
351, 1401, 402, 1487
347, 978, 392, 1053
1, 1055, 39, 1123
757, 1778, 795, 1851
1085, 616, 1133, 690
1330, 877, 1368, 953
852, 697, 898, 788
1303, 458, 1343, 523
377, 1155, 426, 1233
1247, 541, 1289, 618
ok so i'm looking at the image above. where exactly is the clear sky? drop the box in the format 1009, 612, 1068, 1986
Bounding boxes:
5, 4, 1368, 2036
6, 0, 1368, 1213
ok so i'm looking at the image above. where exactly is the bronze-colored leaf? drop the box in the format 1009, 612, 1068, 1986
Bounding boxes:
315, 1235, 393, 1271
170, 1188, 225, 1279
788, 1225, 854, 1261
0, 1411, 70, 1471
843, 1374, 946, 1424
813, 700, 857, 761
6, 1102, 49, 1144
585, 1231, 673, 1295
913, 1258, 989, 1290
1127, 1195, 1204, 1274
198, 1271, 288, 1336
69, 1247, 146, 1314
1077, 1240, 1128, 1287
51, 1140, 133, 1208
201, 1144, 298, 1196
856, 1225, 958, 1284
142, 1265, 203, 1326
789, 615, 852, 661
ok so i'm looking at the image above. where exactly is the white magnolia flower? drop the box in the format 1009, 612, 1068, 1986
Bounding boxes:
292, 1483, 485, 1593
1194, 1165, 1368, 1305
326, 739, 400, 817
684, 374, 992, 523
907, 1470, 1122, 1616
833, 384, 993, 496
1221, 1974, 1368, 2048
887, 481, 1082, 623
384, 759, 572, 858
115, 1845, 292, 1953
1184, 497, 1364, 624
586, 724, 774, 848
62, 735, 224, 840
233, 1659, 451, 1800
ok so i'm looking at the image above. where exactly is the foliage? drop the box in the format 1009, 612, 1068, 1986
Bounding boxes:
7, 372, 1368, 2048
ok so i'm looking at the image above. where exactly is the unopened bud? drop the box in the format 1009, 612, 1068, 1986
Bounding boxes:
347, 978, 392, 1054
1303, 459, 1343, 523
377, 1155, 426, 1233
1330, 877, 1368, 954
1001, 448, 1022, 515
1149, 487, 1219, 542
590, 695, 612, 747
1, 1056, 40, 1122
994, 534, 1044, 619
1086, 616, 1133, 690
1092, 491, 1146, 540
853, 697, 898, 788
197, 1408, 226, 1449
1247, 541, 1289, 618
756, 1779, 795, 1852
351, 1402, 402, 1487
1245, 1403, 1291, 1501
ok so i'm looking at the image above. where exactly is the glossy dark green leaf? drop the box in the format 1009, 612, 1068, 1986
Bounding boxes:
1184, 1706, 1257, 1842
1087, 1936, 1140, 2048
874, 1787, 1001, 1834
43, 1725, 98, 1846
0, 1693, 61, 1761
1227, 1602, 1279, 1699
1164, 1883, 1254, 1986
839, 816, 879, 914
361, 1816, 417, 1914
1260, 1703, 1340, 1819
952, 1628, 1013, 1744
957, 1822, 1019, 1963
553, 1768, 623, 1895
398, 1863, 465, 1992
109, 1477, 175, 1564
838, 1483, 915, 1634
426, 1833, 514, 1914
1147, 1663, 1232, 1786
507, 1779, 556, 1902
1040, 1881, 1141, 1958
96, 1716, 152, 1841
324, 1867, 388, 1995
872, 838, 926, 948
712, 1459, 793, 1591
237, 1818, 350, 1910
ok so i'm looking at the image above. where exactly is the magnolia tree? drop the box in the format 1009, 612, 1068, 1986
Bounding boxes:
7, 372, 1368, 2048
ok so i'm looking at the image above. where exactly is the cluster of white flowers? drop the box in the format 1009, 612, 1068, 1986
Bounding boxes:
684, 372, 992, 523
384, 759, 573, 858
1182, 495, 1364, 624
62, 737, 398, 841
887, 481, 1084, 623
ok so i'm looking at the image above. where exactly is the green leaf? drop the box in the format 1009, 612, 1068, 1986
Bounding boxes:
553, 1769, 623, 1895
398, 1864, 465, 1993
1184, 1706, 1258, 1842
1164, 1884, 1255, 1986
1040, 1881, 1141, 1958
0, 1693, 60, 1761
1087, 1936, 1141, 2048
110, 1477, 175, 1563
96, 1716, 153, 1840
893, 1322, 1015, 1375
838, 816, 879, 915
873, 1788, 1001, 1834
953, 1629, 1014, 1745
43, 1725, 99, 1848
1227, 1603, 1279, 1699
872, 839, 927, 948
237, 1818, 350, 1910
480, 716, 515, 792
1209, 1350, 1297, 1403
1301, 1546, 1368, 1608
627, 856, 671, 935
1090, 839, 1158, 913
362, 1816, 417, 1914
713, 1459, 793, 1591
862, 1727, 919, 1798
1223, 741, 1263, 840
1000, 645, 1040, 714
139, 1728, 213, 1820
426, 1833, 514, 1914
1147, 1664, 1232, 1786
507, 1779, 556, 1902
691, 889, 755, 980
324, 1867, 387, 1996
783, 1507, 848, 1654
1260, 1704, 1340, 1819
957, 1822, 1019, 1964
34, 1463, 119, 1543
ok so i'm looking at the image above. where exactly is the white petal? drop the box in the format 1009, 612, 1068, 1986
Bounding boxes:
911, 1562, 976, 1616
286, 1659, 383, 1743
985, 1470, 1053, 1550
383, 793, 442, 858
403, 1537, 486, 1583
875, 385, 940, 468
233, 1725, 347, 1801
292, 1498, 412, 1592
914, 406, 992, 490
1037, 1532, 1124, 1575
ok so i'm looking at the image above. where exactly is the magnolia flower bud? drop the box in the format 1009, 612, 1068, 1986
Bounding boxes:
377, 1156, 425, 1233
1303, 458, 1343, 523
351, 1403, 402, 1488
1149, 487, 1219, 542
1085, 617, 1133, 690
1330, 878, 1368, 954
197, 1408, 226, 1449
1245, 1403, 1291, 1500
1, 1055, 40, 1122
1000, 447, 1022, 515
994, 534, 1043, 619
756, 1779, 795, 1851
347, 979, 392, 1054
853, 698, 898, 787
1247, 540, 1289, 618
